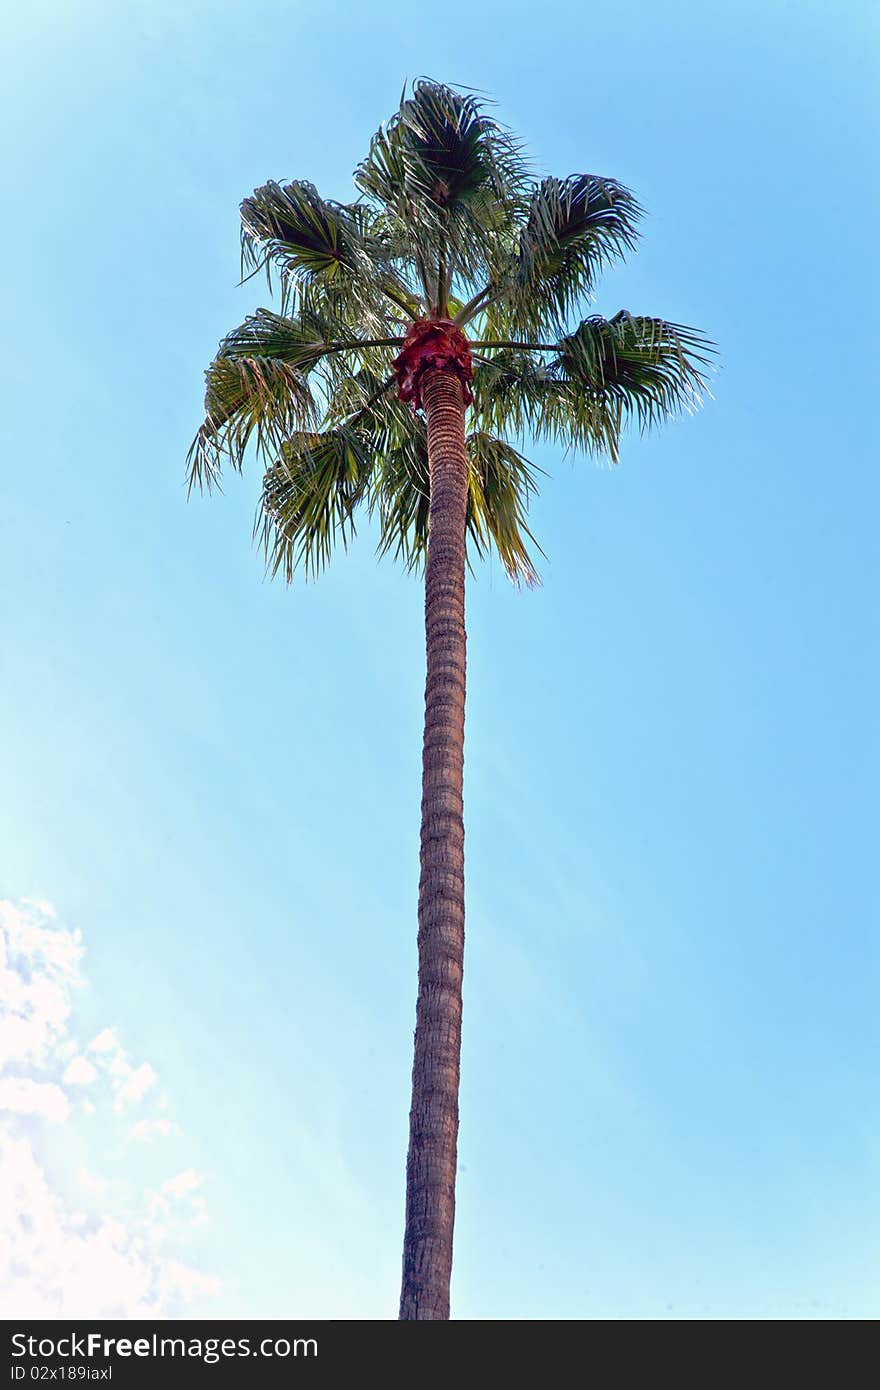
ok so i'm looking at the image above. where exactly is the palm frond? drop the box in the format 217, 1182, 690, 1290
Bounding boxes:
471, 311, 714, 462
547, 312, 714, 458
479, 175, 642, 337
185, 297, 405, 494
372, 418, 431, 571
240, 179, 414, 327
186, 351, 318, 495
257, 423, 374, 580
466, 432, 543, 585
397, 79, 527, 211
215, 305, 345, 374
355, 79, 527, 310
470, 348, 552, 439
369, 402, 542, 584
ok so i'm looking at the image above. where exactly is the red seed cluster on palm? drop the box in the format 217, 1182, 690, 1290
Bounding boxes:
393, 319, 474, 409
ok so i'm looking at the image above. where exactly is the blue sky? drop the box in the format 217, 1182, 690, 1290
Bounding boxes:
1, 0, 877, 1318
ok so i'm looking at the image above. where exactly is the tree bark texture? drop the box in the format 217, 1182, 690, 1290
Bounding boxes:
399, 367, 468, 1320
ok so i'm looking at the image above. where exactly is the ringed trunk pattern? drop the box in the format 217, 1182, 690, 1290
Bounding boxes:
399, 367, 469, 1320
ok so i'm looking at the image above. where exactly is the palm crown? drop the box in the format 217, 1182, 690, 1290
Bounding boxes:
187, 79, 712, 586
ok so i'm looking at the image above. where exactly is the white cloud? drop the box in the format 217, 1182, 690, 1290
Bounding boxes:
84, 1028, 158, 1114
22, 898, 57, 919
0, 898, 219, 1318
0, 900, 82, 1069
78, 1166, 110, 1195
62, 1056, 98, 1086
128, 1117, 181, 1144
160, 1169, 203, 1200
160, 1260, 222, 1302
0, 1078, 70, 1123
87, 1027, 120, 1055
113, 1062, 157, 1114
150, 1169, 209, 1230
0, 1133, 215, 1318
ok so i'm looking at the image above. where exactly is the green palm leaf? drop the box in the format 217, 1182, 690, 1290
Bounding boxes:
186, 352, 318, 495
471, 312, 713, 463
186, 300, 409, 496
356, 80, 527, 311
482, 175, 642, 337
253, 383, 544, 585
217, 305, 348, 373
240, 179, 415, 326
547, 312, 714, 458
466, 432, 543, 585
470, 349, 551, 438
257, 424, 373, 580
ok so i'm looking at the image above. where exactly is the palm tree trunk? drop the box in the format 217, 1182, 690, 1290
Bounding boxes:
399, 366, 468, 1320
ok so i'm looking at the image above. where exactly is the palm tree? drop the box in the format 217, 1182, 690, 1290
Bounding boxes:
186, 79, 712, 1320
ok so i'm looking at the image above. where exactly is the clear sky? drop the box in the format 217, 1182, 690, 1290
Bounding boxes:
1, 0, 877, 1319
